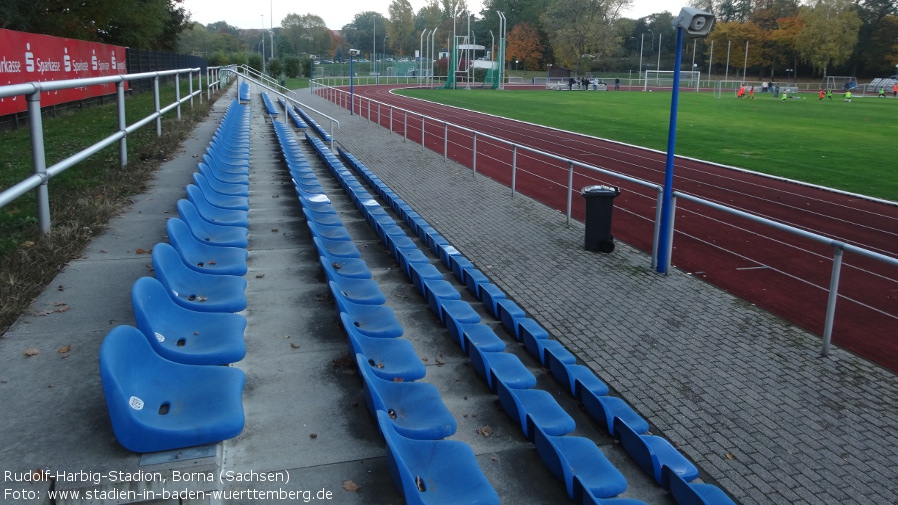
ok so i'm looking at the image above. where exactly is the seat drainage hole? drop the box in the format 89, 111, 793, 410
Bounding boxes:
354, 322, 360, 327
187, 294, 197, 301
158, 402, 171, 415
177, 338, 186, 347
388, 409, 397, 419
197, 262, 205, 267
415, 476, 426, 492
368, 358, 376, 367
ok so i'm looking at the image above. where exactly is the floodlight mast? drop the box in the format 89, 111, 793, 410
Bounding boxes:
656, 7, 715, 275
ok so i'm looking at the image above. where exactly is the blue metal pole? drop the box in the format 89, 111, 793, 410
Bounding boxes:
350, 55, 354, 115
656, 27, 685, 274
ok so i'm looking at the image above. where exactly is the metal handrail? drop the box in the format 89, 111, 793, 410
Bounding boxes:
234, 70, 340, 149
0, 67, 203, 234
314, 82, 898, 357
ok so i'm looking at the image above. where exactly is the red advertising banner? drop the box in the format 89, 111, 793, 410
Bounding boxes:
0, 29, 127, 115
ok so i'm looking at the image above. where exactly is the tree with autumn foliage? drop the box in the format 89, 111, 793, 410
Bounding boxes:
793, 0, 861, 76
505, 22, 544, 70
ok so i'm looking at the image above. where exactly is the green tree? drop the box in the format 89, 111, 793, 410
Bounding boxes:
542, 0, 633, 72
267, 57, 283, 77
794, 0, 861, 76
341, 12, 388, 59
248, 53, 263, 72
283, 56, 301, 77
388, 0, 417, 56
281, 13, 332, 57
0, 0, 188, 50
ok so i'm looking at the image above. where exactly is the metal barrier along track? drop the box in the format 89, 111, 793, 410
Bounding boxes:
0, 67, 216, 234
313, 82, 898, 362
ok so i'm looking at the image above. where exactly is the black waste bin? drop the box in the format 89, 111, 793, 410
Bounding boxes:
581, 185, 620, 253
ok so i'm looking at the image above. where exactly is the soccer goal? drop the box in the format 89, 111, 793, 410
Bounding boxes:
823, 76, 857, 92
714, 80, 747, 98
643, 70, 701, 91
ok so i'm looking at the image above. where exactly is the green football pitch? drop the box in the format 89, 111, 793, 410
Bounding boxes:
397, 88, 897, 202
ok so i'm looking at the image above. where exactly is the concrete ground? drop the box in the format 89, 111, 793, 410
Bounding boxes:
0, 82, 895, 505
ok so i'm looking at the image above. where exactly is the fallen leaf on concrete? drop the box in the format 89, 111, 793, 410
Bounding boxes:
342, 480, 360, 492
58, 345, 72, 354
476, 425, 493, 437
725, 453, 735, 460
490, 455, 500, 462
310, 433, 318, 439
290, 343, 300, 349
135, 248, 148, 254
23, 348, 40, 357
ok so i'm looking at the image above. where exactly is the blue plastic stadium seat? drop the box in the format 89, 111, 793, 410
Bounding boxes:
356, 355, 454, 440
151, 243, 247, 313
331, 282, 404, 338
408, 261, 444, 297
166, 219, 248, 276
306, 220, 353, 242
185, 191, 249, 228
448, 254, 474, 283
376, 410, 499, 505
581, 392, 650, 437
131, 277, 246, 365
342, 314, 425, 382
463, 268, 491, 298
312, 236, 362, 259
496, 298, 527, 338
302, 207, 344, 227
186, 183, 249, 211
320, 261, 385, 304
547, 360, 610, 400
177, 200, 248, 248
468, 346, 536, 392
397, 249, 431, 279
440, 299, 481, 342
524, 335, 575, 368
615, 418, 699, 489
665, 467, 737, 505
193, 172, 249, 197
479, 283, 507, 319
583, 496, 649, 505
462, 324, 507, 354
99, 325, 246, 453
198, 162, 249, 186
319, 254, 372, 279
533, 425, 628, 501
496, 379, 575, 441
422, 278, 461, 319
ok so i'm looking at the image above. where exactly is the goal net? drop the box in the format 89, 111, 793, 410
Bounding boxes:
714, 80, 750, 98
643, 70, 701, 91
823, 76, 857, 92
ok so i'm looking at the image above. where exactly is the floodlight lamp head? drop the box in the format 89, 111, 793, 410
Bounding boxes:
349, 49, 361, 56
673, 7, 715, 39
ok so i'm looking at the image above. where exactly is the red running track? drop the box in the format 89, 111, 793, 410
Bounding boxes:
324, 84, 898, 373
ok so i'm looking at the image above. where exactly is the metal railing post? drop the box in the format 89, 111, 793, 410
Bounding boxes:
175, 72, 181, 120
664, 194, 677, 274
189, 70, 194, 107
444, 123, 448, 162
511, 145, 517, 196
421, 115, 425, 151
821, 244, 844, 356
566, 161, 573, 226
404, 111, 407, 142
389, 107, 393, 134
651, 189, 663, 269
117, 80, 127, 167
27, 90, 51, 234
154, 76, 161, 136
472, 132, 477, 176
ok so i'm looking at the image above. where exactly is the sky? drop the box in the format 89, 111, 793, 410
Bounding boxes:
183, 0, 679, 31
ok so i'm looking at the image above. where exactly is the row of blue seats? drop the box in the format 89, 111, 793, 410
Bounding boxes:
337, 149, 738, 505
283, 123, 501, 504
321, 148, 639, 503
260, 92, 279, 115
98, 98, 252, 454
238, 81, 250, 102
277, 97, 310, 129
293, 104, 332, 142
